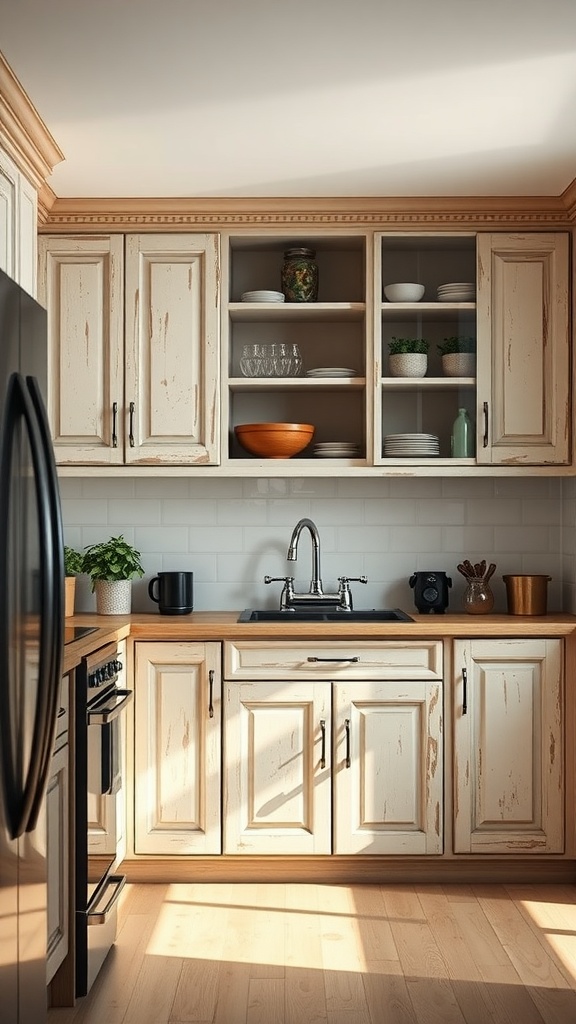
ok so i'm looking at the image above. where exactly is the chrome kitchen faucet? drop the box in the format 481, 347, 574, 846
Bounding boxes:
264, 517, 367, 610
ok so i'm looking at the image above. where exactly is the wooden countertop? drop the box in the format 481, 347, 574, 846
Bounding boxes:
64, 610, 576, 655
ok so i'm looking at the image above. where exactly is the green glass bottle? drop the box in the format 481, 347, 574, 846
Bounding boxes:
451, 408, 474, 458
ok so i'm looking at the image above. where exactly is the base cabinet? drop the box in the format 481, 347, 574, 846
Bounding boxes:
223, 640, 444, 856
333, 680, 443, 854
223, 680, 332, 854
453, 638, 564, 854
133, 641, 221, 854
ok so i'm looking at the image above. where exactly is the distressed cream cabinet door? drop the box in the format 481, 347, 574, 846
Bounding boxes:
38, 232, 220, 465
134, 642, 221, 854
333, 680, 443, 855
223, 680, 332, 854
124, 233, 220, 465
38, 235, 125, 464
453, 638, 563, 854
476, 232, 570, 465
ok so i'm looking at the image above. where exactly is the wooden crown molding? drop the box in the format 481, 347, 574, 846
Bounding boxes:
562, 177, 576, 222
40, 192, 574, 232
0, 52, 64, 191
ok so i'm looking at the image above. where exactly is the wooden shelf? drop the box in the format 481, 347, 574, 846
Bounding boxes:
228, 302, 365, 322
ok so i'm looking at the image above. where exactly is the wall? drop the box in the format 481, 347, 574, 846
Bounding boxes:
60, 475, 564, 616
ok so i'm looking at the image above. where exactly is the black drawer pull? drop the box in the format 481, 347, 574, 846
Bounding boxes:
320, 718, 326, 769
345, 718, 351, 768
307, 656, 360, 663
462, 666, 468, 715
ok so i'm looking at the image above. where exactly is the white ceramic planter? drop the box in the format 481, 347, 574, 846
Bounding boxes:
442, 352, 476, 377
389, 353, 428, 378
94, 578, 132, 615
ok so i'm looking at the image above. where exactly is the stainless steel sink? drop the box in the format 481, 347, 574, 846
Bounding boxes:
238, 608, 414, 623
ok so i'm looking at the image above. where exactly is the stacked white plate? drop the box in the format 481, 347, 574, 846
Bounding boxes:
313, 441, 361, 458
383, 433, 440, 457
437, 282, 475, 302
240, 290, 285, 302
306, 367, 358, 377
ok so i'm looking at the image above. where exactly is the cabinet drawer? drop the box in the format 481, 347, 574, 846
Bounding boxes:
224, 640, 442, 680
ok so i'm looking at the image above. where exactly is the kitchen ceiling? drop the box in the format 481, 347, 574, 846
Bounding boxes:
2, 0, 576, 200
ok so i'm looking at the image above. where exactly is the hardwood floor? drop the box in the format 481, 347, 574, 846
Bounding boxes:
48, 882, 576, 1024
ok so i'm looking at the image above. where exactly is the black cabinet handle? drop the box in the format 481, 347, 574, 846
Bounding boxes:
307, 656, 360, 663
112, 401, 118, 448
345, 718, 351, 768
483, 402, 489, 448
208, 669, 214, 718
129, 401, 135, 448
320, 719, 326, 768
462, 666, 468, 715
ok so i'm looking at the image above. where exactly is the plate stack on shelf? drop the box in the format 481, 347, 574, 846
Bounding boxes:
313, 441, 362, 458
436, 282, 475, 302
383, 433, 440, 458
306, 367, 358, 378
240, 290, 285, 302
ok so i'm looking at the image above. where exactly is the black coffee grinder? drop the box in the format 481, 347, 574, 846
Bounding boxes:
409, 571, 452, 614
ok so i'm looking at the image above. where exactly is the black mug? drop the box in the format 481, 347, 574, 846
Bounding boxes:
148, 571, 194, 615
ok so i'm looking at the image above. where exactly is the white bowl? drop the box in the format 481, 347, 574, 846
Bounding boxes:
383, 282, 425, 302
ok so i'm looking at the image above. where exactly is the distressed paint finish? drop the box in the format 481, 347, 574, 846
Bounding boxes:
453, 638, 563, 853
476, 233, 570, 465
38, 234, 125, 463
223, 680, 332, 854
125, 233, 220, 465
133, 641, 221, 854
333, 681, 443, 855
224, 640, 443, 682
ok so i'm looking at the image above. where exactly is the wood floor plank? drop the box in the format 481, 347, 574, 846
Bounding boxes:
247, 978, 284, 1024
362, 959, 417, 1024
285, 884, 327, 1024
381, 887, 467, 1024
319, 885, 371, 1024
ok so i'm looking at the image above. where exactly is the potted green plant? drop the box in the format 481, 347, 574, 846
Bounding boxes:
438, 336, 476, 377
388, 337, 429, 378
83, 534, 144, 615
64, 545, 84, 617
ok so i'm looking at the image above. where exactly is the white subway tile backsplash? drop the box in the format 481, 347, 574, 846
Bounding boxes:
58, 476, 576, 614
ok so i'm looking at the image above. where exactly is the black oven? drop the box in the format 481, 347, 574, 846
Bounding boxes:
75, 641, 132, 996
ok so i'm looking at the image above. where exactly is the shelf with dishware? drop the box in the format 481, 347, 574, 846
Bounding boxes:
222, 231, 369, 465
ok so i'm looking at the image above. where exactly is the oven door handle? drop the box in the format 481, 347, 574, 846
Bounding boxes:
87, 689, 133, 726
87, 873, 126, 925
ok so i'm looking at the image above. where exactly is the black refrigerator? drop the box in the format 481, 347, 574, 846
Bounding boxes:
0, 268, 64, 1024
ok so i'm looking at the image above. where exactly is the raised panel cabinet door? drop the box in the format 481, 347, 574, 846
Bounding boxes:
38, 235, 125, 464
333, 680, 443, 855
45, 741, 69, 984
453, 638, 564, 854
476, 232, 570, 465
223, 680, 332, 854
124, 233, 220, 465
134, 642, 221, 855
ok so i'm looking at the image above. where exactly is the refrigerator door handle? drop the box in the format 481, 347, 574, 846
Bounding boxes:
24, 374, 64, 832
0, 373, 56, 839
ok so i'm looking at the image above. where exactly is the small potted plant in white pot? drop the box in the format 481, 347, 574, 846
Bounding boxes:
82, 534, 144, 615
438, 336, 476, 377
388, 337, 429, 378
64, 545, 84, 618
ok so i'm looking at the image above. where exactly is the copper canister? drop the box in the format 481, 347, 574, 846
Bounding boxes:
502, 574, 551, 615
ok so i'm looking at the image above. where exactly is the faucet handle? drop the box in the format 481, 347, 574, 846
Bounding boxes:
264, 575, 294, 586
337, 575, 367, 611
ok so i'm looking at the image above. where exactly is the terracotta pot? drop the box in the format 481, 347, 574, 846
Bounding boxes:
64, 576, 76, 617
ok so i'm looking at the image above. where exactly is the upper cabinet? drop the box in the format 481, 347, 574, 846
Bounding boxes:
476, 233, 570, 465
0, 144, 38, 294
374, 230, 571, 470
39, 225, 572, 475
38, 233, 220, 466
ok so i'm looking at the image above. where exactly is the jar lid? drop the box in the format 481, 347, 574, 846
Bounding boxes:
283, 247, 316, 259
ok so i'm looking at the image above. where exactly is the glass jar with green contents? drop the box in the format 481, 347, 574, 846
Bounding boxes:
281, 247, 319, 302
